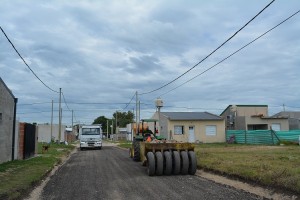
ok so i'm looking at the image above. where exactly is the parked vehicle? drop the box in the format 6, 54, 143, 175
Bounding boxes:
79, 125, 102, 150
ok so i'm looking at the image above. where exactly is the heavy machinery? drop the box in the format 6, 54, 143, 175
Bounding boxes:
129, 119, 197, 176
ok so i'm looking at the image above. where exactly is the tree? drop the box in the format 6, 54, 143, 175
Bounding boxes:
92, 111, 134, 135
92, 116, 108, 133
113, 111, 134, 127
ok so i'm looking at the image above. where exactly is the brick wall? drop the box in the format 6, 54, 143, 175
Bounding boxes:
18, 123, 25, 160
66, 133, 76, 143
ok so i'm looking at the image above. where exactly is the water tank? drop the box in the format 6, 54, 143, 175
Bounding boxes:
155, 98, 163, 108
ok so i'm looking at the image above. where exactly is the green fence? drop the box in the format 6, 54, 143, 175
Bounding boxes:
226, 130, 300, 145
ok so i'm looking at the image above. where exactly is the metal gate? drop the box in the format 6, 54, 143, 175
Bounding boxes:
24, 123, 36, 159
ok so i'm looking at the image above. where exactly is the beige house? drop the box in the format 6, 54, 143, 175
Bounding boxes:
220, 105, 289, 131
152, 112, 225, 143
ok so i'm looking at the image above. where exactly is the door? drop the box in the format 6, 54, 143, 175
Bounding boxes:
188, 126, 195, 143
24, 123, 36, 159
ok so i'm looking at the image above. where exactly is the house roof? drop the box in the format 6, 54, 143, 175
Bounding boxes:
161, 112, 223, 121
272, 111, 300, 119
220, 104, 268, 116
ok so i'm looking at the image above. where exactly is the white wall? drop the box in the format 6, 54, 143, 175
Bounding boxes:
37, 124, 66, 143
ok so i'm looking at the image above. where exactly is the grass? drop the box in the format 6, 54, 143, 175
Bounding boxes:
195, 143, 300, 194
115, 140, 132, 149
0, 142, 75, 199
118, 140, 300, 194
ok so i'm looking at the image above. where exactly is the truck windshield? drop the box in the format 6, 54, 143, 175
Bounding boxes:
82, 128, 100, 135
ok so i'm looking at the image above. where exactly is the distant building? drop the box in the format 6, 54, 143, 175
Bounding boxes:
272, 111, 300, 130
152, 112, 225, 143
220, 105, 289, 131
0, 77, 17, 163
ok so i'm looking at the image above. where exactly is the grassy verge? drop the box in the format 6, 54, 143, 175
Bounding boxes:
116, 140, 132, 149
195, 143, 300, 194
0, 142, 76, 199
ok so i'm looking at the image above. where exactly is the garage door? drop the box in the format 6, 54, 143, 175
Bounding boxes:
271, 123, 281, 131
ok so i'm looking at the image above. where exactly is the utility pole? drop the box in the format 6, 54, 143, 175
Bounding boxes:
72, 110, 74, 133
138, 100, 140, 122
111, 120, 114, 140
51, 100, 53, 142
58, 88, 62, 142
106, 120, 109, 139
135, 91, 138, 134
116, 111, 118, 134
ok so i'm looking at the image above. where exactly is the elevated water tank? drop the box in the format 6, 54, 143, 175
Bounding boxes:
155, 98, 163, 108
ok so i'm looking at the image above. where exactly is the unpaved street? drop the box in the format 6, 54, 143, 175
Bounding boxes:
38, 144, 259, 200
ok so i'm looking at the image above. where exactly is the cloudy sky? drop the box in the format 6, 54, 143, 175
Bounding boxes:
1, 0, 300, 125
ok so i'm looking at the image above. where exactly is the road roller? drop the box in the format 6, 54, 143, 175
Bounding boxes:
129, 119, 197, 176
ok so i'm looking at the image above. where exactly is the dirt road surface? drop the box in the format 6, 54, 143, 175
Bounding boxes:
27, 142, 262, 200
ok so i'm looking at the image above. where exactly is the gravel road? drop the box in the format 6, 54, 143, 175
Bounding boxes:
39, 144, 260, 200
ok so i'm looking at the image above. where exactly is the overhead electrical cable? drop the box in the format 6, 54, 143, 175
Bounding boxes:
18, 102, 52, 106
123, 93, 136, 110
158, 9, 300, 97
139, 0, 275, 95
0, 26, 59, 93
62, 91, 72, 112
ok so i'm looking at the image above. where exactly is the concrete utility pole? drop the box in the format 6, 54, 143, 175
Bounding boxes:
58, 88, 62, 142
51, 100, 53, 142
106, 120, 109, 139
72, 110, 74, 133
135, 91, 138, 134
116, 111, 119, 134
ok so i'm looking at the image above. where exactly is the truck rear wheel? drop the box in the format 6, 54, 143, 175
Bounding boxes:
188, 151, 197, 175
180, 151, 189, 175
147, 152, 155, 176
172, 151, 181, 175
155, 152, 163, 176
163, 151, 172, 175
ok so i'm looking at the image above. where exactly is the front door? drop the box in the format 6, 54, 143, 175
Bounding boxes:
188, 126, 195, 143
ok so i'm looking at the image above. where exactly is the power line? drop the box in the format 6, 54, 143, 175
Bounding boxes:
123, 93, 136, 110
61, 102, 133, 105
62, 91, 72, 112
139, 0, 275, 95
158, 9, 300, 97
0, 26, 59, 93
18, 102, 52, 106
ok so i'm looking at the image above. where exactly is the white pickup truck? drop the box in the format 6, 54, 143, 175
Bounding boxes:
79, 125, 102, 150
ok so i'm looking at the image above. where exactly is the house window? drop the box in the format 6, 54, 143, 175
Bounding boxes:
0, 113, 2, 123
206, 125, 217, 136
174, 125, 184, 135
271, 123, 281, 131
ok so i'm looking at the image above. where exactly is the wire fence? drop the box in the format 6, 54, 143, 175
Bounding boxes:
226, 130, 300, 145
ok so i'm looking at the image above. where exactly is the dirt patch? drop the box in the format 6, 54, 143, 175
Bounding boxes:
196, 170, 299, 200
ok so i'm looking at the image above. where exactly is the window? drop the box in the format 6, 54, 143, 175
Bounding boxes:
174, 125, 184, 135
206, 125, 217, 136
0, 113, 2, 123
82, 128, 100, 135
